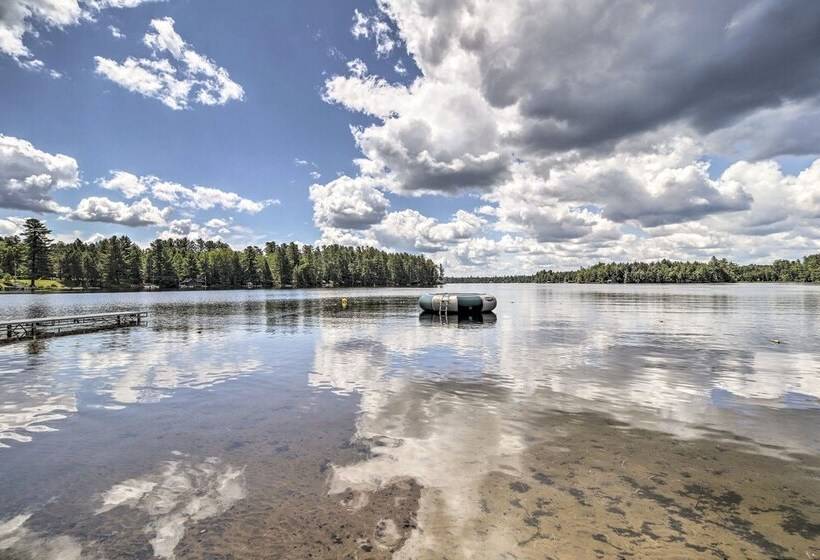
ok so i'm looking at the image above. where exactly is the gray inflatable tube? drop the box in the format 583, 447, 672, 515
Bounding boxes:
419, 293, 497, 314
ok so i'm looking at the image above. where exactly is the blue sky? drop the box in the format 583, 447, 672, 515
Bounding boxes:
2, 1, 820, 273
0, 0, 463, 245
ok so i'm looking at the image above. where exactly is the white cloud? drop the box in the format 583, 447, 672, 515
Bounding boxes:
323, 65, 510, 195
0, 217, 26, 236
489, 137, 751, 238
309, 175, 389, 230
351, 8, 396, 58
346, 58, 368, 78
95, 17, 244, 110
150, 180, 275, 213
373, 209, 486, 252
67, 196, 170, 226
0, 134, 78, 213
108, 25, 124, 39
0, 0, 159, 72
294, 157, 321, 180
315, 1, 820, 273
158, 217, 252, 243
97, 170, 276, 213
314, 207, 487, 254
98, 170, 146, 198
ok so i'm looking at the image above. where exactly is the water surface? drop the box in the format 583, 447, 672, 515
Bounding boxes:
0, 284, 818, 559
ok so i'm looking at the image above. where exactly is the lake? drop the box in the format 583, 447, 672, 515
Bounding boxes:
0, 284, 818, 559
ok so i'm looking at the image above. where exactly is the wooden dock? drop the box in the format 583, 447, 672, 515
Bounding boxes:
0, 311, 148, 342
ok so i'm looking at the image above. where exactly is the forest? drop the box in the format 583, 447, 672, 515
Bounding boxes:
448, 255, 820, 284
0, 219, 442, 290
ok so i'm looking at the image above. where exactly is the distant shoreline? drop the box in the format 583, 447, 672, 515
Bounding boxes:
447, 254, 820, 284
0, 284, 442, 295
4, 281, 820, 296
446, 279, 820, 285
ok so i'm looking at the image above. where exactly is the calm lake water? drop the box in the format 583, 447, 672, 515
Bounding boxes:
0, 284, 818, 559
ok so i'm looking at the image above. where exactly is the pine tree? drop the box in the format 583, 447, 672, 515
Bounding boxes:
260, 256, 273, 288
125, 244, 143, 286
22, 218, 52, 287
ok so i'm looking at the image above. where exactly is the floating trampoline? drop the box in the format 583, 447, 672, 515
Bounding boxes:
419, 293, 497, 315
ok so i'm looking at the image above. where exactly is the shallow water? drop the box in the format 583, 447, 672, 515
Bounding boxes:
0, 284, 818, 559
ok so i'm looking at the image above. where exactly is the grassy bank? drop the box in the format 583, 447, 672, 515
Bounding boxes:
0, 278, 68, 291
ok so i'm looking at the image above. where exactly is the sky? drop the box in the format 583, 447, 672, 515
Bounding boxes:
1, 0, 820, 274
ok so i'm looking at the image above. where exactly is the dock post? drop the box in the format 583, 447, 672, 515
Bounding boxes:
31, 322, 36, 339
6, 325, 10, 339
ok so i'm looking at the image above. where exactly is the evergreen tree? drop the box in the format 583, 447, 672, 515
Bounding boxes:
260, 255, 273, 288
22, 218, 52, 286
125, 244, 143, 286
83, 250, 101, 287
242, 246, 260, 286
148, 240, 179, 288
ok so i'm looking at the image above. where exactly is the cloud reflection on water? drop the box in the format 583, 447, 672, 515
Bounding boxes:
0, 454, 246, 560
0, 329, 266, 447
308, 286, 820, 555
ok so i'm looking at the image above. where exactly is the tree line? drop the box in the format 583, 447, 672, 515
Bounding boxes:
0, 219, 442, 290
447, 255, 820, 284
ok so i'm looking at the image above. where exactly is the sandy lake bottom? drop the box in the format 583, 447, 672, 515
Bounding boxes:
0, 284, 818, 559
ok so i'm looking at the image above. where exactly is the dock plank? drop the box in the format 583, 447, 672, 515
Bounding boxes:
0, 311, 148, 342
0, 311, 147, 326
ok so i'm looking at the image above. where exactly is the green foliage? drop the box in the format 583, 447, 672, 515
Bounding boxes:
0, 236, 24, 277
21, 218, 52, 287
448, 255, 820, 284
0, 218, 442, 291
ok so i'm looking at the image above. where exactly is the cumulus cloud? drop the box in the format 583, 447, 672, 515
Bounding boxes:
67, 196, 170, 226
309, 175, 389, 230
314, 207, 487, 254
324, 66, 509, 195
315, 1, 820, 274
373, 209, 486, 252
98, 170, 146, 198
378, 0, 820, 153
0, 217, 26, 235
158, 217, 252, 242
0, 0, 159, 71
0, 134, 78, 213
150, 181, 274, 213
95, 17, 244, 110
97, 170, 276, 213
491, 137, 751, 234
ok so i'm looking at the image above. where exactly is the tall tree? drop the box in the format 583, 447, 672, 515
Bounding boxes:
22, 219, 52, 287
0, 236, 24, 277
125, 244, 143, 286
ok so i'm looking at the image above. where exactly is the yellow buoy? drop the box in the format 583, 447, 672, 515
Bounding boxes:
340, 297, 349, 309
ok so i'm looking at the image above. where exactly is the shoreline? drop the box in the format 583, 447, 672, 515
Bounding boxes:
4, 281, 820, 296
0, 284, 443, 295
